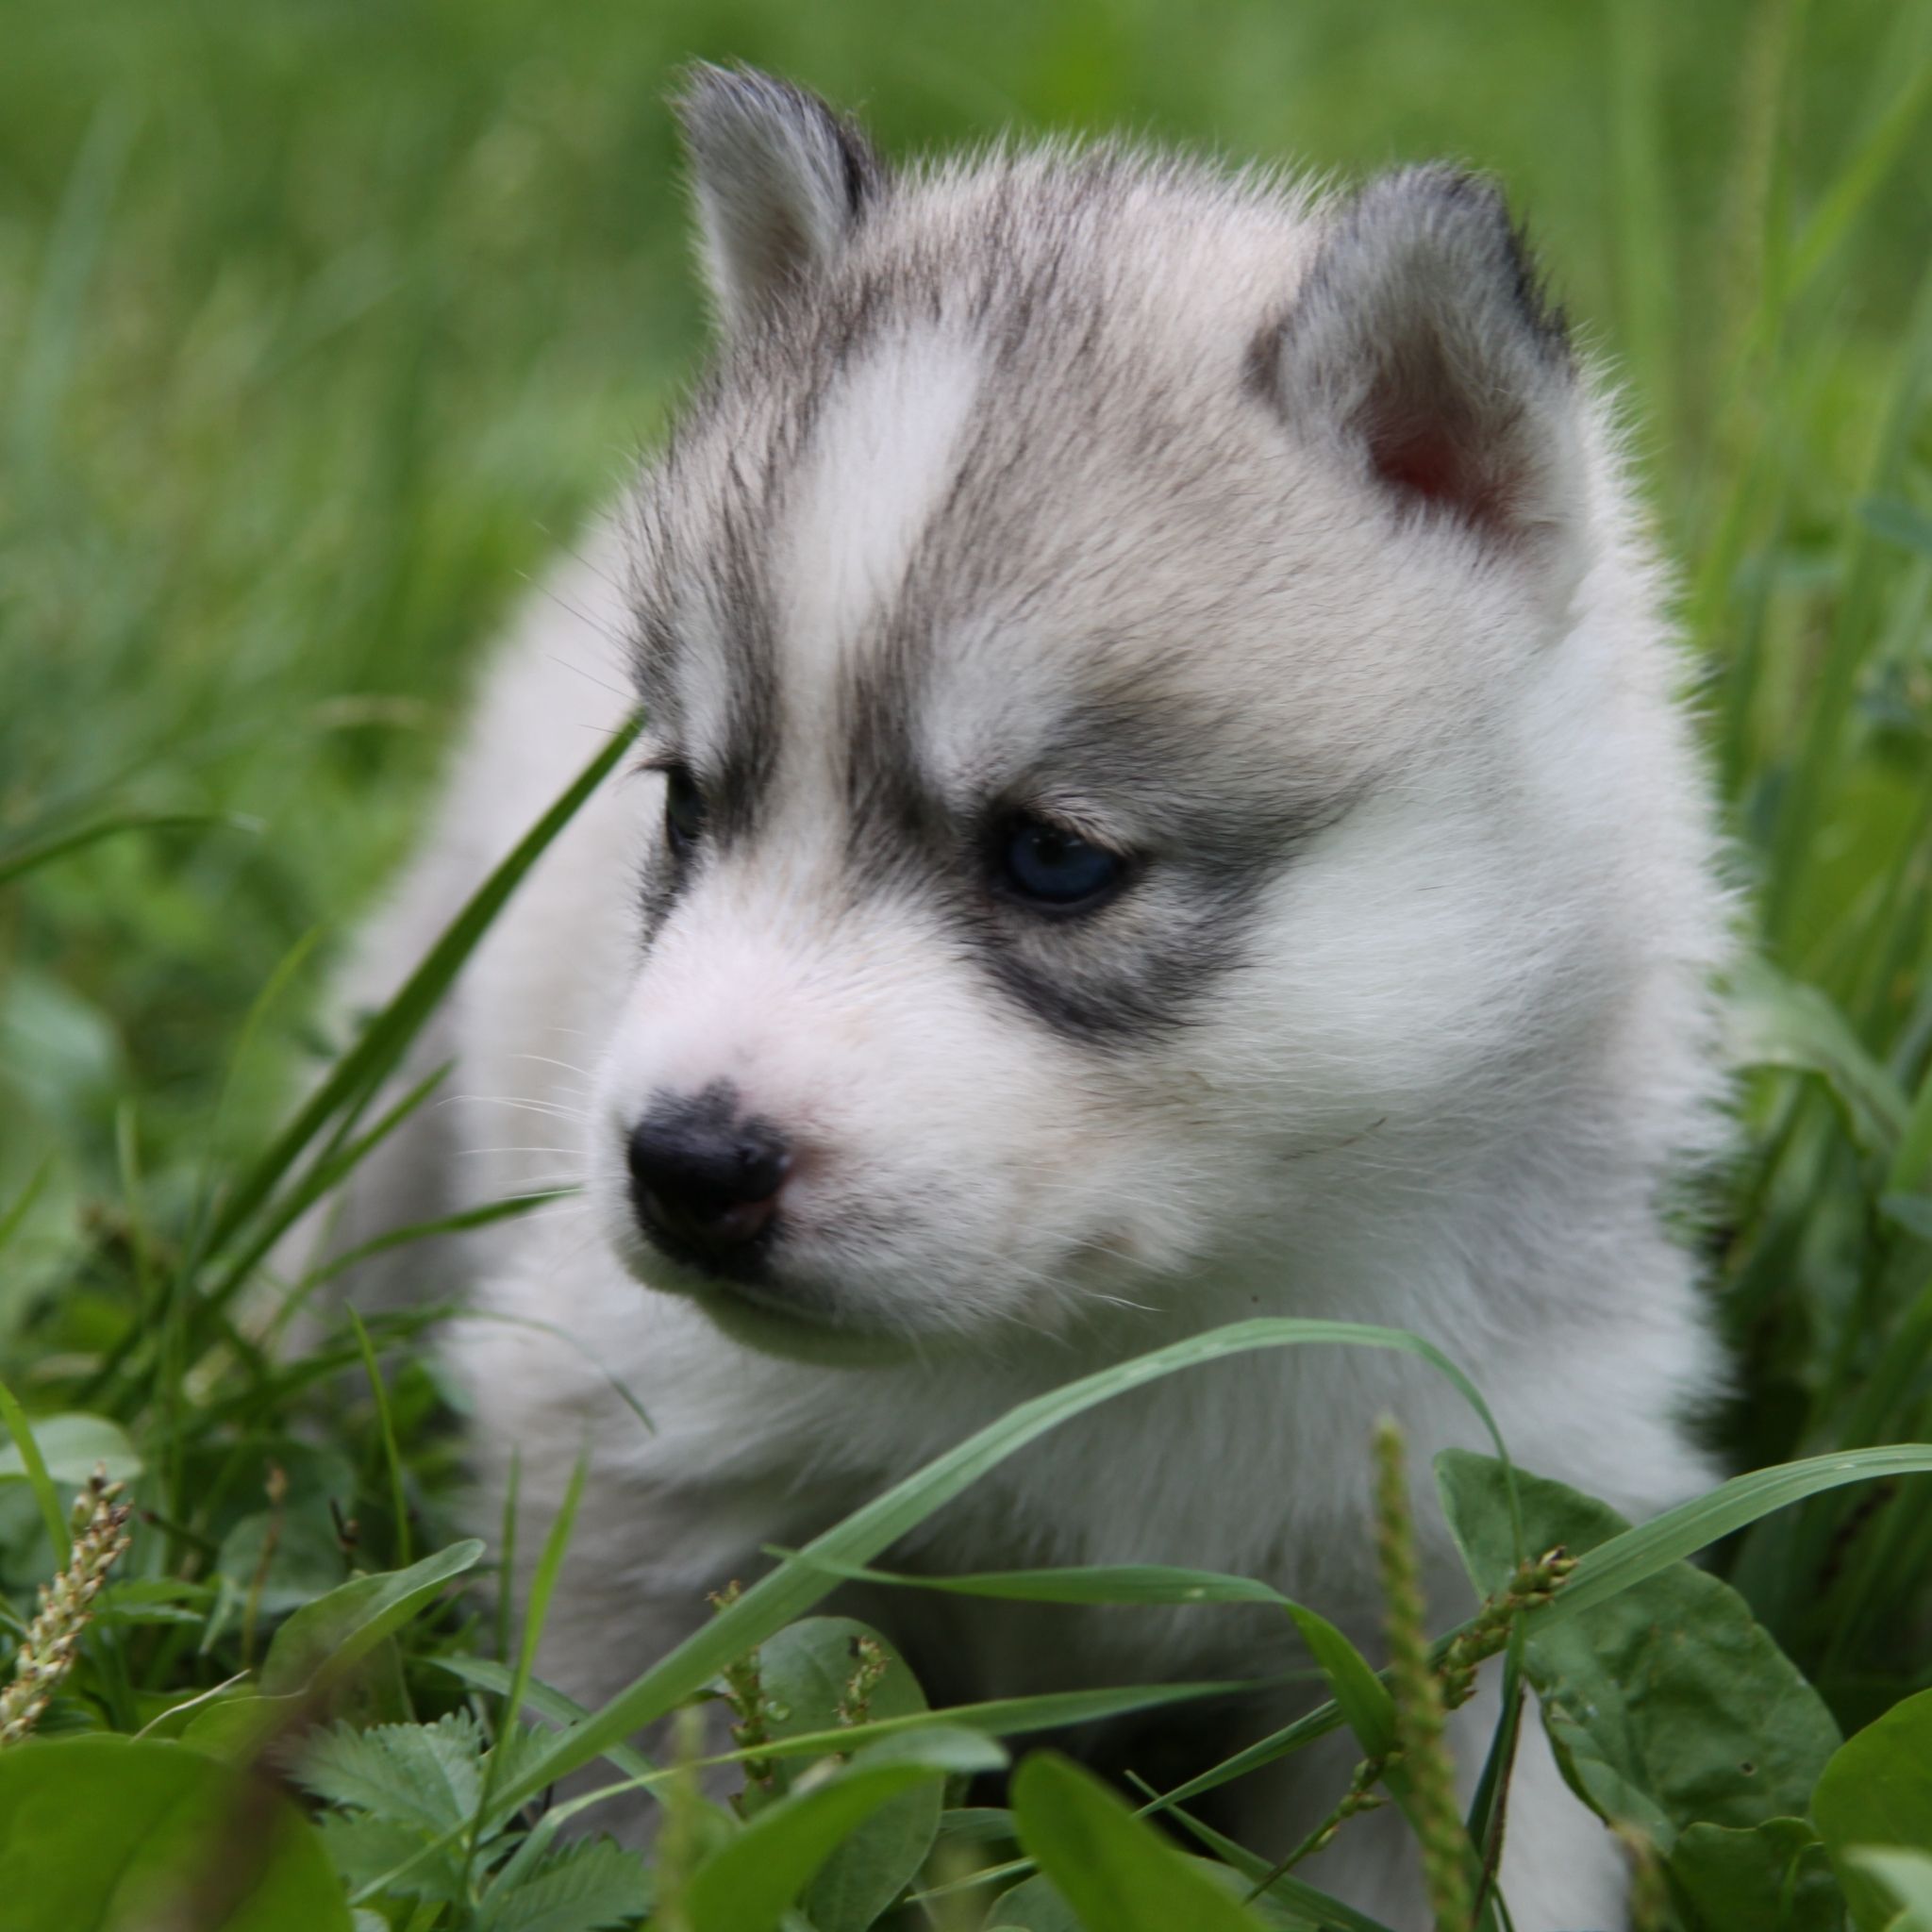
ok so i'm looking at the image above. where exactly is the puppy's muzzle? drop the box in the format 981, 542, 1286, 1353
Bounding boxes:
626, 1084, 791, 1271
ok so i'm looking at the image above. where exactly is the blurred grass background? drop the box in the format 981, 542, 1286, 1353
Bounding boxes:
2, 0, 1931, 1714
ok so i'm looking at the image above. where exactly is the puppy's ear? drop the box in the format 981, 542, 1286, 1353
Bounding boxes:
674, 64, 885, 335
1260, 167, 1585, 585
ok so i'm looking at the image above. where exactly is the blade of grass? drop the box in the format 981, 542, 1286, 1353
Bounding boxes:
494, 1449, 520, 1669
346, 1308, 410, 1569
492, 1317, 1515, 1818
0, 810, 251, 886
0, 1376, 71, 1564
76, 1056, 458, 1409
8, 95, 136, 475
350, 1317, 1513, 1907
355, 1677, 1265, 1906
1767, 256, 1932, 941
261, 1187, 573, 1351
0, 1158, 54, 1266
764, 1551, 1304, 1607
1607, 0, 1677, 508
293, 1189, 578, 1295
1128, 1772, 1395, 1932
429, 1654, 657, 1782
192, 710, 641, 1281
462, 1449, 585, 1892
1783, 57, 1932, 296
770, 1547, 1397, 1756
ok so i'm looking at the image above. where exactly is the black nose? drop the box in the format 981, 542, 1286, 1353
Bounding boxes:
626, 1086, 791, 1268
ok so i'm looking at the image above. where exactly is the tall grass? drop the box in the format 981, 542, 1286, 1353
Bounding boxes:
1, 3, 1930, 1928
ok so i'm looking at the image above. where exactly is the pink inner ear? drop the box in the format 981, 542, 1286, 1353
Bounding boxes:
1365, 410, 1517, 536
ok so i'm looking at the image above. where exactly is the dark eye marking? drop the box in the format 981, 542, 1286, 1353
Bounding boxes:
991, 811, 1132, 914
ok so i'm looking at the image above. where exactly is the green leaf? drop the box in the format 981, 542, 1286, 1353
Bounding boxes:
684, 1735, 992, 1932
318, 1813, 463, 1905
213, 1506, 349, 1618
751, 1618, 943, 1931
0, 1408, 142, 1486
1009, 1753, 1266, 1931
1814, 1688, 1932, 1931
1669, 1818, 1845, 1932
1727, 957, 1910, 1155
475, 1837, 652, 1932
0, 1735, 351, 1931
259, 1537, 483, 1696
1849, 1849, 1932, 1932
1074, 1445, 1932, 1838
296, 1712, 486, 1837
1881, 1194, 1932, 1243
1860, 496, 1932, 559
988, 1874, 1084, 1930
1437, 1452, 1841, 1851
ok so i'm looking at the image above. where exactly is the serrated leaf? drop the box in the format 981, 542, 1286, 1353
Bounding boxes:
1437, 1452, 1840, 1852
296, 1712, 485, 1837
475, 1837, 652, 1932
318, 1812, 463, 1904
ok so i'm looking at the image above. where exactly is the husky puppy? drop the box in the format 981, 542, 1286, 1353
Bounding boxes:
324, 66, 1727, 1927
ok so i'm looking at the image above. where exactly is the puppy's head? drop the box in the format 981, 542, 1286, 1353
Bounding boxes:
588, 68, 1619, 1355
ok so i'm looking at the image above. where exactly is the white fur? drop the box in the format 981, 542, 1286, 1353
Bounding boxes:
313, 78, 1732, 1932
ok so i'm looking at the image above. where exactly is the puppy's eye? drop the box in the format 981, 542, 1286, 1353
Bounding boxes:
663, 765, 707, 858
998, 813, 1127, 910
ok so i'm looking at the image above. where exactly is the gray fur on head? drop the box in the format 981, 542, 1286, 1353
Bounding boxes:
1264, 165, 1585, 583
675, 63, 885, 332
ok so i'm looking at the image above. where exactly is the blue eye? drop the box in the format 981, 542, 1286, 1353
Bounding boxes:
663, 765, 707, 858
999, 814, 1126, 909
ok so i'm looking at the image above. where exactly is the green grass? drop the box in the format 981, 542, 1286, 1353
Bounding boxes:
2, 3, 1931, 1928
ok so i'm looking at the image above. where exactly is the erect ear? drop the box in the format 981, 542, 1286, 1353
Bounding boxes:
673, 64, 885, 336
1262, 166, 1586, 582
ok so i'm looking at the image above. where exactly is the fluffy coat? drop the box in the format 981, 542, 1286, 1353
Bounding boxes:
318, 68, 1730, 1927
